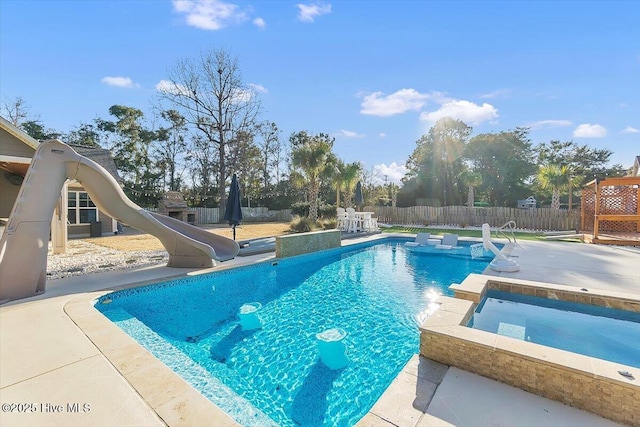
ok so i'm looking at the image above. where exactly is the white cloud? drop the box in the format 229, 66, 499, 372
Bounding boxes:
621, 126, 639, 134
337, 129, 364, 138
231, 88, 254, 103
361, 88, 431, 117
296, 2, 331, 22
372, 162, 407, 186
527, 120, 573, 130
378, 132, 387, 138
479, 89, 510, 99
173, 0, 247, 30
248, 83, 268, 93
155, 79, 190, 96
419, 100, 498, 125
231, 84, 268, 103
101, 76, 138, 88
253, 17, 266, 28
573, 123, 607, 138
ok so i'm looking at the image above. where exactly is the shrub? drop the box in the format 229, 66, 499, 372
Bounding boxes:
319, 219, 337, 229
291, 202, 337, 219
289, 215, 316, 233
291, 202, 310, 217
318, 204, 337, 219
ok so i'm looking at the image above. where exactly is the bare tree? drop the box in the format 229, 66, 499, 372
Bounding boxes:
188, 134, 218, 207
157, 48, 262, 212
256, 121, 282, 188
2, 96, 33, 126
155, 109, 189, 192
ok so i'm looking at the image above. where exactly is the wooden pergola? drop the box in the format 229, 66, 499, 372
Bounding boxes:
581, 176, 640, 245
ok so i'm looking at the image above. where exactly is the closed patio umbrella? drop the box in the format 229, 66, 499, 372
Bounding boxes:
223, 173, 243, 240
354, 181, 364, 208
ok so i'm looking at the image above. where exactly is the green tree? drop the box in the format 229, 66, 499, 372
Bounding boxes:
537, 164, 569, 209
402, 118, 472, 206
459, 169, 483, 208
535, 140, 624, 183
20, 120, 61, 141
463, 128, 536, 207
331, 160, 362, 208
64, 123, 102, 147
255, 121, 283, 190
187, 134, 218, 207
290, 131, 335, 221
156, 109, 188, 191
227, 130, 262, 207
96, 105, 162, 206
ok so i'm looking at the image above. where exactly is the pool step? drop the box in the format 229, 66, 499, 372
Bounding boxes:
101, 308, 277, 427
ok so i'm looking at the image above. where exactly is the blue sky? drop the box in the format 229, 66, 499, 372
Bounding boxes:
1, 0, 639, 184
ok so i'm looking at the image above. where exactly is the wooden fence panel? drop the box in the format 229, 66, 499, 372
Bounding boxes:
362, 205, 580, 231
193, 207, 220, 224
192, 207, 291, 223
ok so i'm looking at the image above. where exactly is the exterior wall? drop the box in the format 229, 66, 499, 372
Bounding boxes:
0, 128, 36, 158
0, 127, 34, 218
275, 230, 341, 258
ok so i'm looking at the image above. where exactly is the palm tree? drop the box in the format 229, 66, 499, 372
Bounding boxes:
331, 158, 345, 208
331, 160, 362, 208
538, 164, 569, 209
341, 162, 362, 208
291, 138, 333, 221
459, 169, 483, 208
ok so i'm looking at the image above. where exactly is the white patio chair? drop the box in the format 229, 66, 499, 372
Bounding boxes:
336, 208, 347, 230
346, 209, 362, 233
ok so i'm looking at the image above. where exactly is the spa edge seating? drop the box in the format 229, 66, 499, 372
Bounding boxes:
404, 232, 431, 246
436, 233, 459, 249
404, 232, 459, 249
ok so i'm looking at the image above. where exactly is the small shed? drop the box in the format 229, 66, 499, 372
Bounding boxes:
517, 196, 536, 209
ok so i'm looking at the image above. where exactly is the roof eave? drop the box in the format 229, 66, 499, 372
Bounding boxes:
0, 116, 41, 150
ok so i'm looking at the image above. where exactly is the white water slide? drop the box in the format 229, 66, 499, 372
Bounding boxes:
0, 140, 239, 302
481, 223, 520, 272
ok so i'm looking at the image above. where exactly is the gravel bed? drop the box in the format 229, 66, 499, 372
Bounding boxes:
47, 240, 168, 280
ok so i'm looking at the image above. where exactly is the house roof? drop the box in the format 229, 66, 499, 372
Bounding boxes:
0, 116, 121, 183
69, 144, 122, 183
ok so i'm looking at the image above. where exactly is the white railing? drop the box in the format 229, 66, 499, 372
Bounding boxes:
495, 220, 518, 244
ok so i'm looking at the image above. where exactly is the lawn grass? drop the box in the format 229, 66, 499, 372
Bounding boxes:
381, 225, 550, 241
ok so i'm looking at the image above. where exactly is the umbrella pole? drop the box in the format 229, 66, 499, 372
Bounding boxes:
233, 225, 236, 240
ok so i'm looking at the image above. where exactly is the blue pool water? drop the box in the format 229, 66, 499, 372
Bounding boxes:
469, 290, 640, 368
96, 238, 493, 426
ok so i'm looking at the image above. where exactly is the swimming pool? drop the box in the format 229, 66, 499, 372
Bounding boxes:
96, 238, 493, 426
469, 290, 640, 368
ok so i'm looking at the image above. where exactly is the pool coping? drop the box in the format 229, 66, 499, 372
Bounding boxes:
420, 274, 640, 427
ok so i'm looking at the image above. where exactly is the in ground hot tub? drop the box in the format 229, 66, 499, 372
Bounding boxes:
420, 274, 640, 427
469, 290, 640, 368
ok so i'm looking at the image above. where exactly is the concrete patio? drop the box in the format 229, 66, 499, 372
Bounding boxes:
1, 235, 638, 427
